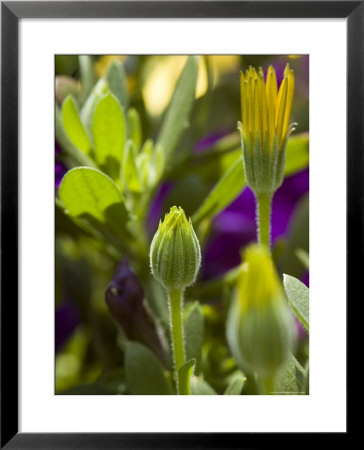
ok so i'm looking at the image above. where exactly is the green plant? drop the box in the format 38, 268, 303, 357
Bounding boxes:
55, 55, 309, 395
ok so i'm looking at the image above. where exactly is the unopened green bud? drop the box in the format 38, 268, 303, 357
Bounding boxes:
150, 206, 201, 291
227, 244, 296, 377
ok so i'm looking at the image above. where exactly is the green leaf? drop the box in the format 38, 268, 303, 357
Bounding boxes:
137, 140, 154, 188
190, 377, 217, 395
59, 167, 130, 248
274, 353, 306, 395
224, 375, 246, 395
99, 368, 126, 394
80, 78, 109, 135
106, 60, 129, 111
127, 107, 142, 152
278, 194, 309, 279
155, 143, 165, 181
192, 157, 245, 226
157, 56, 198, 164
283, 274, 309, 331
122, 140, 142, 193
125, 342, 170, 395
61, 95, 92, 155
177, 132, 308, 184
191, 133, 309, 226
296, 248, 309, 270
285, 133, 309, 176
79, 55, 96, 98
184, 302, 204, 374
56, 105, 95, 168
92, 93, 126, 179
177, 359, 196, 395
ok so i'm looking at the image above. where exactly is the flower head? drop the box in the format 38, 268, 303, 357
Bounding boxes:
239, 64, 295, 194
227, 244, 296, 377
150, 206, 201, 290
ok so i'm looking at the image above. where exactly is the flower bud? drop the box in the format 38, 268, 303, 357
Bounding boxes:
239, 64, 295, 195
150, 206, 201, 291
105, 259, 170, 367
227, 244, 296, 377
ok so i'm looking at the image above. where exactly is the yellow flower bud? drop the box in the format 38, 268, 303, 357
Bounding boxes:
227, 244, 296, 377
150, 206, 201, 291
239, 64, 295, 195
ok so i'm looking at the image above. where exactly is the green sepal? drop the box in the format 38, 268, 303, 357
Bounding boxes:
240, 128, 287, 196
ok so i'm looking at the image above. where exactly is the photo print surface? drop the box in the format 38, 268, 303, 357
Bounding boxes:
55, 55, 309, 395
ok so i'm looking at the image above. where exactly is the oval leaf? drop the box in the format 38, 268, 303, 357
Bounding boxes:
56, 105, 95, 168
224, 375, 246, 395
157, 56, 198, 164
79, 55, 96, 98
62, 95, 92, 155
283, 274, 309, 331
59, 167, 129, 244
125, 342, 170, 395
285, 133, 309, 176
274, 353, 306, 395
184, 302, 204, 374
92, 93, 126, 179
190, 377, 217, 395
122, 140, 142, 193
127, 107, 142, 152
80, 77, 109, 134
106, 60, 129, 111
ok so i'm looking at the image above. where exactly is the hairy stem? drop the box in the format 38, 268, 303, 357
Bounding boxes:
256, 193, 272, 249
168, 288, 186, 392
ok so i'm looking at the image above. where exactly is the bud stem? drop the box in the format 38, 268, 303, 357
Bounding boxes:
260, 375, 275, 395
168, 288, 186, 391
256, 193, 272, 249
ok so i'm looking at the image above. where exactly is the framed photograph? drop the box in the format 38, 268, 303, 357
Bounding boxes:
1, 1, 356, 447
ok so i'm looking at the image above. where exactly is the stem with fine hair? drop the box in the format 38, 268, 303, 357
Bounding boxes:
256, 193, 273, 249
168, 288, 186, 391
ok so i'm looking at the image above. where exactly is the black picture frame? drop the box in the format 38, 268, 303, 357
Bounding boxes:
1, 1, 357, 447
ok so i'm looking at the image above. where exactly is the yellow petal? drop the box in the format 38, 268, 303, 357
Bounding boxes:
242, 80, 249, 135
253, 78, 260, 142
258, 72, 268, 141
266, 66, 277, 143
240, 71, 245, 123
276, 77, 288, 144
282, 67, 295, 137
